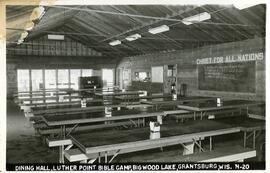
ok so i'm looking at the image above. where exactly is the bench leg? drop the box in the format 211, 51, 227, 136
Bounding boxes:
98, 153, 101, 163
243, 131, 247, 148
80, 160, 87, 163
105, 152, 108, 163
59, 145, 64, 163
182, 142, 195, 155
210, 136, 212, 151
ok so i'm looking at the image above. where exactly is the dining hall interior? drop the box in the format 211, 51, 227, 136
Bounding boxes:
3, 2, 266, 167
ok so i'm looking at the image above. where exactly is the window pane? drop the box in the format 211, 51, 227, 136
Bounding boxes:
70, 69, 81, 90
139, 72, 147, 80
102, 69, 114, 87
45, 70, 56, 90
17, 69, 30, 92
82, 69, 92, 77
57, 69, 69, 89
31, 69, 43, 91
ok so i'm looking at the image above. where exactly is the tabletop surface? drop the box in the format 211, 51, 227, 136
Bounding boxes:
70, 117, 264, 149
95, 91, 144, 96
141, 96, 215, 104
32, 102, 126, 115
177, 99, 264, 111
43, 108, 163, 126
30, 99, 112, 111
115, 94, 172, 100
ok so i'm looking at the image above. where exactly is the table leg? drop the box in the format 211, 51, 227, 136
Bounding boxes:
210, 136, 212, 151
199, 139, 202, 152
253, 131, 256, 149
63, 125, 66, 138
244, 131, 246, 148
105, 152, 108, 163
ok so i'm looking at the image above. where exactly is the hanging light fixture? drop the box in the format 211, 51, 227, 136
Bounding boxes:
17, 39, 23, 45
148, 25, 170, 34
24, 21, 35, 31
182, 12, 211, 25
48, 34, 65, 40
109, 40, 121, 46
125, 34, 141, 41
30, 6, 45, 21
20, 31, 28, 40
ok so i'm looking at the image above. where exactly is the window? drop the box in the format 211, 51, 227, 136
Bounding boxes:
151, 66, 163, 83
17, 69, 30, 92
57, 69, 69, 89
70, 69, 81, 89
102, 69, 114, 87
17, 68, 94, 93
31, 69, 43, 91
139, 72, 147, 80
45, 70, 56, 89
82, 69, 93, 77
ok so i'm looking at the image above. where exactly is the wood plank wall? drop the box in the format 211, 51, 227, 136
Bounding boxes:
7, 35, 102, 57
117, 37, 265, 101
6, 35, 118, 98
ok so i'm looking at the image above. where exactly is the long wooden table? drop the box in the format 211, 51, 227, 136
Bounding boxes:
141, 96, 216, 110
48, 117, 264, 163
13, 86, 119, 97
42, 108, 162, 126
29, 99, 108, 112
20, 98, 112, 116
15, 95, 85, 104
13, 88, 68, 97
30, 103, 126, 117
40, 108, 164, 136
177, 99, 265, 120
95, 91, 144, 97
115, 94, 172, 104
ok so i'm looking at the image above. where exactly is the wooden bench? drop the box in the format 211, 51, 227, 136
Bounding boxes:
36, 121, 145, 135
248, 113, 265, 120
120, 145, 256, 162
49, 127, 240, 163
163, 109, 241, 122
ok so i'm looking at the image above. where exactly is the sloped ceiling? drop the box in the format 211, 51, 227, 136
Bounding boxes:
6, 4, 266, 57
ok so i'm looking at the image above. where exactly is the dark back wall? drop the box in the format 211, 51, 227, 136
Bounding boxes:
117, 37, 265, 101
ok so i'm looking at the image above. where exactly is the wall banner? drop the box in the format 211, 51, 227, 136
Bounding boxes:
196, 52, 264, 65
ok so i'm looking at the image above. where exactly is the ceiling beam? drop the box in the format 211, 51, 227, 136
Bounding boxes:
99, 5, 197, 43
